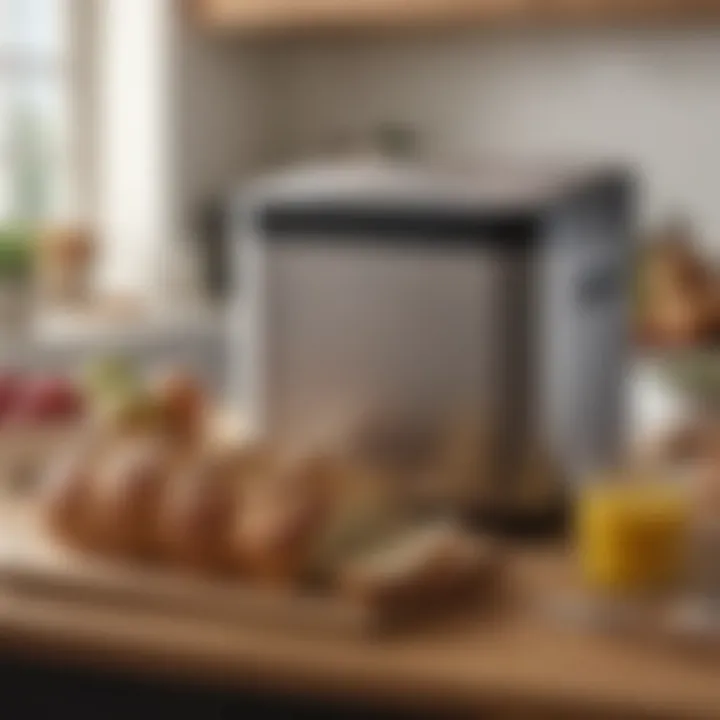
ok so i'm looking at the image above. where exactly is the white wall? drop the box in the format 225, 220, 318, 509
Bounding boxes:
265, 28, 720, 256
96, 19, 720, 302
174, 31, 267, 231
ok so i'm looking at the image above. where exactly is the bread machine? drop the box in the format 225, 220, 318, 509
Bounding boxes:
231, 160, 634, 533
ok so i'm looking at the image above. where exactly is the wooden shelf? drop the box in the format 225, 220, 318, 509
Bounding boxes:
192, 0, 720, 36
192, 0, 532, 34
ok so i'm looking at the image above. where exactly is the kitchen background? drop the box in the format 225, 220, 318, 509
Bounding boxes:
2, 1, 712, 448
0, 4, 719, 717
92, 4, 720, 289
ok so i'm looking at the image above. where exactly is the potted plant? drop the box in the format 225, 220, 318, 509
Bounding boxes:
0, 225, 36, 336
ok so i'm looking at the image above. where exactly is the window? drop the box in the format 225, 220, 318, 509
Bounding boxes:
0, 0, 68, 222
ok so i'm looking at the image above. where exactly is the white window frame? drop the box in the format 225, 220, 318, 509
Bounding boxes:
0, 0, 96, 224
66, 0, 97, 225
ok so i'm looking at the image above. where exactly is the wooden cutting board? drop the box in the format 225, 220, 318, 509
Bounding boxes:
0, 512, 378, 637
0, 508, 498, 638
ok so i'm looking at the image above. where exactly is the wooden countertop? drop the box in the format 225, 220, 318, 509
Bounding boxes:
0, 504, 718, 719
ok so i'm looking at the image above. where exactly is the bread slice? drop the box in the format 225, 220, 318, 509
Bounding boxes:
338, 522, 500, 610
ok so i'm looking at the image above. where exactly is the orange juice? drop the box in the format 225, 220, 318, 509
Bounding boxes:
577, 479, 690, 595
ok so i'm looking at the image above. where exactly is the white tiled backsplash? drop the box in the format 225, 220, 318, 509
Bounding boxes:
261, 27, 720, 255
97, 15, 720, 298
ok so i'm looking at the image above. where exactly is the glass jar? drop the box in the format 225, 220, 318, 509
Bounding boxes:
577, 478, 690, 595
37, 225, 94, 307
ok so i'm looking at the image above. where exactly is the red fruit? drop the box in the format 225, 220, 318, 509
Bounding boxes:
14, 376, 84, 423
0, 371, 23, 422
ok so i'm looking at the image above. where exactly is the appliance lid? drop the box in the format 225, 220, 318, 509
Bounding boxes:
242, 158, 631, 243
246, 158, 628, 212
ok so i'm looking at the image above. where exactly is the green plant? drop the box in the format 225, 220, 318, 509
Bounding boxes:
0, 225, 36, 281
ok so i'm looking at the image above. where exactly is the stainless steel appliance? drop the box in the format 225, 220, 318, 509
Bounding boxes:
232, 160, 634, 530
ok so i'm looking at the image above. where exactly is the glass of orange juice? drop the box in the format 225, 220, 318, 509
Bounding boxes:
577, 475, 691, 596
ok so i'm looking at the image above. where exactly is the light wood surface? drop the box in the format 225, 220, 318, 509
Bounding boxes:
191, 0, 720, 36
0, 509, 497, 638
0, 502, 718, 717
0, 517, 373, 637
